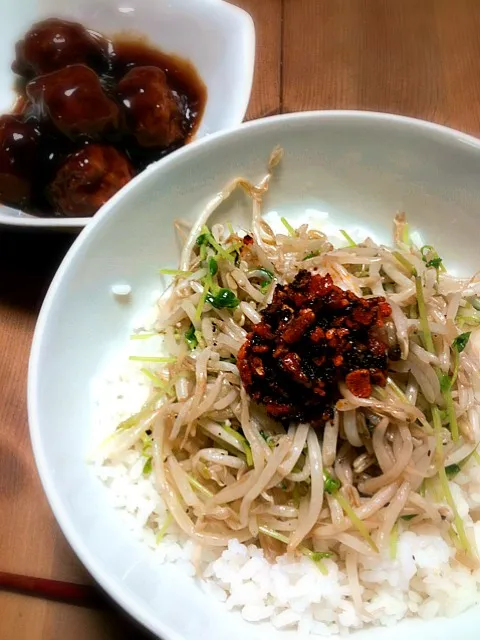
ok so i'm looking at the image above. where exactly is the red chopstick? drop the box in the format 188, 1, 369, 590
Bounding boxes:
0, 571, 106, 609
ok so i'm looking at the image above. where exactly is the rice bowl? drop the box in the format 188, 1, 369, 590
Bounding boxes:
91, 148, 480, 635
28, 111, 480, 639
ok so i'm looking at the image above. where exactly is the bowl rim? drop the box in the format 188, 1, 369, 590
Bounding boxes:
28, 109, 480, 638
0, 0, 255, 231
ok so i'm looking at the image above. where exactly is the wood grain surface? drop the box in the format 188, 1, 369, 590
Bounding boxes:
231, 0, 282, 119
282, 0, 480, 134
2, 0, 480, 637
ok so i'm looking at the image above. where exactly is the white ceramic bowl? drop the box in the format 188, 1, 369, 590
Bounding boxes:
0, 0, 254, 230
29, 112, 480, 640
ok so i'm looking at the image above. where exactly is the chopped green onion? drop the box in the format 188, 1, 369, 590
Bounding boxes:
452, 331, 471, 354
258, 525, 329, 574
340, 229, 356, 247
440, 378, 459, 445
320, 477, 377, 552
426, 257, 443, 269
129, 355, 177, 363
401, 514, 417, 521
156, 512, 173, 544
227, 222, 235, 235
187, 474, 214, 499
420, 245, 446, 273
259, 430, 277, 449
114, 394, 161, 433
140, 367, 170, 391
198, 461, 212, 481
425, 476, 443, 504
326, 467, 378, 554
439, 465, 472, 553
309, 551, 333, 562
415, 276, 435, 353
196, 226, 235, 262
390, 522, 399, 559
440, 374, 451, 393
431, 406, 474, 556
251, 267, 274, 282
444, 389, 459, 441
307, 552, 330, 575
223, 424, 253, 466
437, 333, 470, 442
185, 325, 198, 350
280, 216, 296, 237
386, 377, 408, 402
159, 269, 194, 277
457, 315, 480, 328
474, 450, 480, 466
323, 470, 341, 494
303, 250, 320, 261
258, 525, 290, 545
373, 385, 387, 400
445, 445, 480, 478
445, 463, 461, 480
292, 484, 302, 508
208, 257, 218, 276
142, 457, 153, 475
335, 492, 379, 553
457, 302, 480, 326
200, 429, 247, 459
206, 235, 235, 262
393, 251, 417, 277
206, 288, 240, 309
195, 274, 212, 320
249, 267, 274, 293
141, 429, 152, 446
130, 332, 157, 340
448, 524, 462, 551
420, 245, 435, 256
462, 446, 480, 467
196, 233, 208, 245
419, 480, 426, 497
226, 240, 243, 254
431, 405, 444, 456
115, 412, 144, 433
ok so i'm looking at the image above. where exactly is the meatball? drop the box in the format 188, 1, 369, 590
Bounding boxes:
27, 64, 119, 139
117, 66, 184, 147
0, 115, 40, 208
13, 18, 108, 77
49, 144, 133, 217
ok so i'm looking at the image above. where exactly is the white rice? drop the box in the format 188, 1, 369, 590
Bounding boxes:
91, 304, 480, 635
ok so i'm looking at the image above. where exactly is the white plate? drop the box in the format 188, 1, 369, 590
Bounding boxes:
29, 111, 480, 639
0, 0, 254, 230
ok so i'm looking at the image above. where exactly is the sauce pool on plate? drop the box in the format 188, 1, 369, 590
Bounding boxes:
0, 18, 206, 217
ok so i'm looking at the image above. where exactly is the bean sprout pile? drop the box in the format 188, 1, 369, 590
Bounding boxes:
100, 148, 480, 579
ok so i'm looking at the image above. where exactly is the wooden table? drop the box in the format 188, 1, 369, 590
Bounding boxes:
3, 0, 480, 636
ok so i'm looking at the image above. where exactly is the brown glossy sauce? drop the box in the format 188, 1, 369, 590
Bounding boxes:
0, 19, 206, 217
